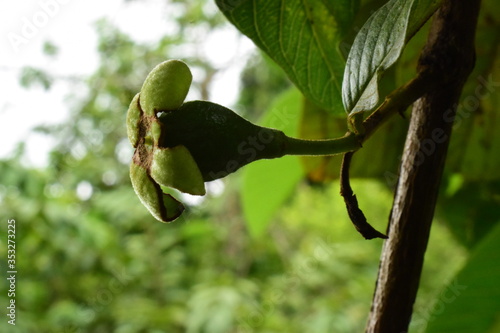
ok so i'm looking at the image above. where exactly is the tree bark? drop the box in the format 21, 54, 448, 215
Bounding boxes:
365, 1, 481, 332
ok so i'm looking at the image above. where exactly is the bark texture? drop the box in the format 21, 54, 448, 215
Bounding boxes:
365, 1, 481, 332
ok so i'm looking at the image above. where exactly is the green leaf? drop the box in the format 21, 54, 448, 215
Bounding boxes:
445, 27, 500, 181
438, 180, 500, 248
342, 0, 415, 116
216, 0, 359, 114
406, 0, 442, 39
424, 221, 500, 333
241, 88, 304, 237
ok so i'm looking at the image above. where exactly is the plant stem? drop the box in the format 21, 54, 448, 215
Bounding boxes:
280, 69, 433, 159
365, 0, 481, 331
340, 152, 388, 240
362, 73, 431, 141
282, 131, 361, 156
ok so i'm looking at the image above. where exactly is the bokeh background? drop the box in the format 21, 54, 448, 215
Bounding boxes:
1, 1, 499, 332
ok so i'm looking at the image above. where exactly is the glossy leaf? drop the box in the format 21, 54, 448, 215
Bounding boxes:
216, 0, 358, 114
241, 88, 304, 237
342, 0, 415, 115
298, 64, 404, 183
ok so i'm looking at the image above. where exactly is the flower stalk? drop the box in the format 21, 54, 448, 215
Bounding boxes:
283, 132, 360, 157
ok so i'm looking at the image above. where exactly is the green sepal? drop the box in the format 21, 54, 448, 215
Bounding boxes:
150, 145, 206, 196
126, 93, 141, 147
130, 161, 185, 222
151, 120, 162, 143
140, 59, 193, 114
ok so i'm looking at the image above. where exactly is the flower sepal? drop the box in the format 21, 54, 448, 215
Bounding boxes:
150, 145, 206, 196
129, 161, 185, 222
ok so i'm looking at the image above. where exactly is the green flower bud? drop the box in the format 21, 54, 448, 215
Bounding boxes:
127, 59, 205, 223
128, 60, 361, 224
140, 59, 192, 114
159, 100, 287, 181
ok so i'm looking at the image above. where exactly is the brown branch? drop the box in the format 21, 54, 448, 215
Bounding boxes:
365, 0, 481, 332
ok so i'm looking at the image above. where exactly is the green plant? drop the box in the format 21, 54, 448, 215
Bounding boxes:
124, 0, 499, 331
128, 60, 369, 222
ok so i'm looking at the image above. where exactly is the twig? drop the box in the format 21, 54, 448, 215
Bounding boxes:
340, 152, 388, 240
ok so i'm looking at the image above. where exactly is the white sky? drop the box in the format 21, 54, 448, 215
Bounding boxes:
0, 0, 254, 167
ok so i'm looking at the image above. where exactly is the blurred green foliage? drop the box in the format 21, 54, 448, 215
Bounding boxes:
1, 0, 499, 332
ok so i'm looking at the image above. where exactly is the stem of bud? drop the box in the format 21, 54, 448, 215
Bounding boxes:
282, 132, 361, 156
